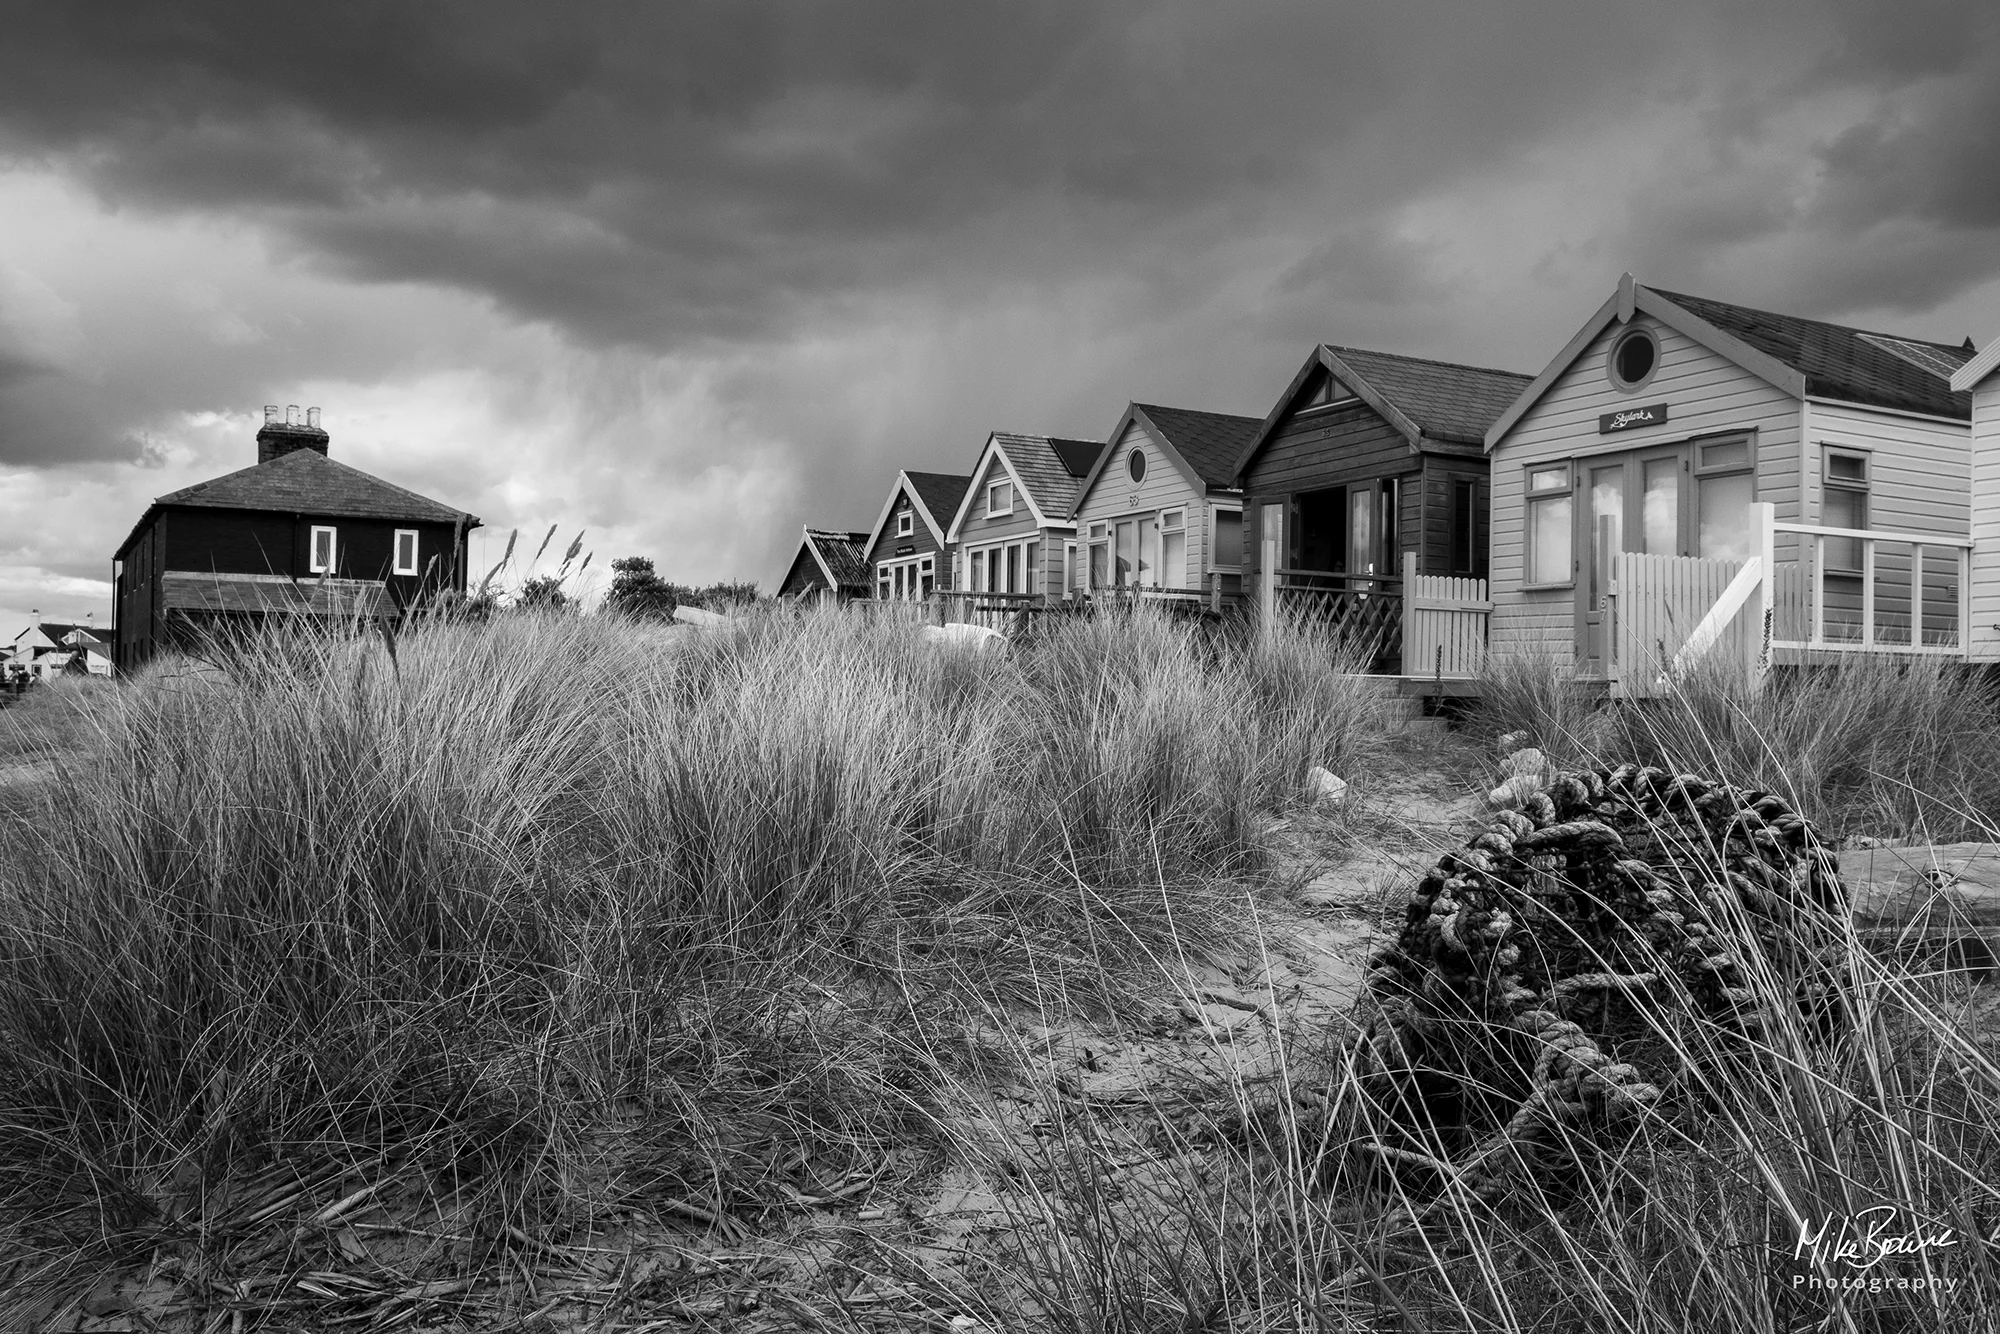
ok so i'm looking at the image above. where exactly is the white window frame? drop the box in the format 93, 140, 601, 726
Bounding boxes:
985, 480, 1014, 517
896, 510, 914, 538
1208, 503, 1244, 574
1822, 445, 1869, 574
1523, 463, 1574, 590
309, 525, 338, 574
876, 553, 935, 602
1158, 507, 1187, 590
964, 537, 1043, 596
393, 529, 420, 576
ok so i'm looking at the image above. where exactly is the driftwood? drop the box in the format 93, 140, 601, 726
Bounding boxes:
1842, 842, 2000, 973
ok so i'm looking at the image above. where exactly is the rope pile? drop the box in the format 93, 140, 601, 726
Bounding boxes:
1351, 763, 1849, 1205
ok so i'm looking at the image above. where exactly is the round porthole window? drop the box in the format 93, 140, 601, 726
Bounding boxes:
1127, 448, 1147, 483
1608, 327, 1659, 391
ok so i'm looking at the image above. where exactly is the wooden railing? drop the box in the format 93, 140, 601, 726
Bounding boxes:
1263, 565, 1404, 670
1612, 502, 1972, 696
925, 590, 1055, 633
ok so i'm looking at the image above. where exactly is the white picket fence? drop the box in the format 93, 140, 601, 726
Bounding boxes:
1399, 552, 1488, 680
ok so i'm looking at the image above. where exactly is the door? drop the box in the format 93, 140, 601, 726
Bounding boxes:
1574, 447, 1687, 673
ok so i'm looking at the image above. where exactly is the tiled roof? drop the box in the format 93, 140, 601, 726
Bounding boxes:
1654, 289, 1972, 420
1325, 346, 1534, 446
804, 529, 871, 589
152, 448, 480, 526
993, 434, 1090, 518
905, 471, 971, 530
1134, 404, 1262, 486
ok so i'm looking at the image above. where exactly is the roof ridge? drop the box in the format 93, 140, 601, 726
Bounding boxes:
1650, 288, 1967, 355
1323, 344, 1534, 379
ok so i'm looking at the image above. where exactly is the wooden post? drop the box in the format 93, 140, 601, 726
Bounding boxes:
1400, 551, 1418, 677
1811, 534, 1826, 649
1261, 536, 1278, 632
1747, 501, 1774, 692
1911, 542, 1924, 649
1861, 538, 1876, 648
1959, 546, 1973, 654
1596, 515, 1619, 676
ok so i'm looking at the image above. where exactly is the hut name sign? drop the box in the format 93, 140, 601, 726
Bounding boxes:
1599, 403, 1669, 434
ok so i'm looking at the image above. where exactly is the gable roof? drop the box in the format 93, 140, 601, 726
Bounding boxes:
796, 527, 871, 592
945, 432, 1094, 540
1654, 289, 1971, 419
862, 469, 970, 558
1949, 335, 1999, 393
116, 448, 481, 559
1487, 275, 1974, 449
1071, 402, 1261, 513
1234, 344, 1532, 478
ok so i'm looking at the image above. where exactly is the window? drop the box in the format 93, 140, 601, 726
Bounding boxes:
986, 480, 1013, 517
1160, 509, 1185, 589
1607, 326, 1659, 392
1377, 479, 1399, 574
1823, 448, 1869, 572
919, 556, 935, 596
393, 529, 419, 576
1115, 520, 1137, 587
1211, 507, 1243, 571
969, 549, 986, 591
1127, 448, 1147, 483
1302, 370, 1354, 409
1026, 541, 1041, 595
1525, 464, 1572, 586
1088, 523, 1109, 589
1449, 480, 1476, 576
896, 509, 914, 538
309, 525, 338, 574
1695, 435, 1756, 562
1064, 541, 1079, 596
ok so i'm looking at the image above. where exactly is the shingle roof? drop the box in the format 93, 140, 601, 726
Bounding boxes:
993, 434, 1091, 518
804, 529, 871, 589
1133, 405, 1262, 486
1324, 346, 1535, 446
1653, 289, 1972, 420
152, 448, 480, 526
905, 472, 971, 531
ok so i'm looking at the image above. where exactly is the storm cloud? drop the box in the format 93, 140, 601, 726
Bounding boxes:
1, 0, 1996, 628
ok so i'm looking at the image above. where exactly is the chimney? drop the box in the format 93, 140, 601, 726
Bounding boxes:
256, 403, 330, 464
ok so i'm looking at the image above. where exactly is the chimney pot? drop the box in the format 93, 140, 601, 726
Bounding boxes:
307, 406, 321, 428
286, 404, 299, 425
264, 404, 279, 424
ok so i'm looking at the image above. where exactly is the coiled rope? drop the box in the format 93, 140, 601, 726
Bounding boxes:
1350, 763, 1849, 1205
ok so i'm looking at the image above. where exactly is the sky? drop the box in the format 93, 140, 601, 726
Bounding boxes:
2, 0, 1998, 633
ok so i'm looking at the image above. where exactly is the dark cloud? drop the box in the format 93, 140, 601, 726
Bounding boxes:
1, 0, 1998, 620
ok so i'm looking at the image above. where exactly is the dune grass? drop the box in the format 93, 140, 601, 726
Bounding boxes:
5, 616, 2000, 1331
0, 604, 1394, 1301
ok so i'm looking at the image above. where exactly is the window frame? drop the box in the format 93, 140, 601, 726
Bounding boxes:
308, 525, 338, 575
393, 528, 420, 576
1208, 503, 1244, 574
985, 479, 1014, 517
896, 509, 914, 538
1822, 445, 1871, 574
1127, 447, 1147, 483
1606, 325, 1661, 393
1522, 463, 1575, 590
1448, 479, 1477, 577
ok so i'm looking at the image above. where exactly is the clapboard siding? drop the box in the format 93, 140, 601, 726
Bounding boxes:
1969, 381, 2000, 661
1420, 455, 1489, 579
1073, 419, 1224, 585
1489, 313, 1800, 661
955, 454, 1073, 598
1245, 403, 1411, 496
866, 479, 951, 585
1807, 400, 1969, 538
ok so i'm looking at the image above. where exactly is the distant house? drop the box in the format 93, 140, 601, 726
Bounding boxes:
1952, 341, 2000, 663
860, 470, 970, 601
1485, 274, 1976, 687
112, 406, 481, 672
943, 433, 1098, 599
4, 622, 112, 682
778, 527, 872, 601
1068, 403, 1261, 602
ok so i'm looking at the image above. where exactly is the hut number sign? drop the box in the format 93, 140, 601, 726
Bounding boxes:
1599, 403, 1668, 434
